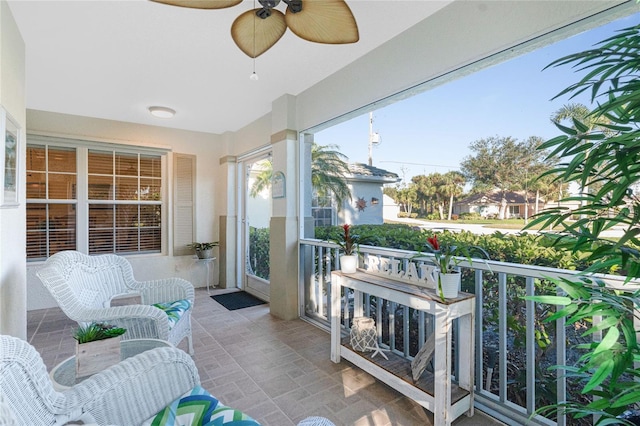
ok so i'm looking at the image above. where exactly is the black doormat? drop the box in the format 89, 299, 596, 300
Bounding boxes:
211, 291, 267, 311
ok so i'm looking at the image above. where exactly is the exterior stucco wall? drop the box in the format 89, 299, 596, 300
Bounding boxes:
339, 180, 386, 225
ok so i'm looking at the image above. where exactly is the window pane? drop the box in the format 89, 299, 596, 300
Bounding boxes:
116, 204, 138, 227
49, 173, 76, 200
140, 178, 161, 201
26, 145, 46, 171
116, 228, 138, 253
88, 175, 113, 200
50, 229, 76, 255
50, 204, 76, 231
26, 203, 47, 260
48, 147, 76, 173
140, 155, 161, 178
116, 177, 138, 200
26, 172, 46, 199
140, 228, 161, 252
89, 229, 114, 254
89, 204, 114, 228
26, 203, 76, 260
116, 152, 137, 176
88, 150, 113, 175
140, 205, 161, 227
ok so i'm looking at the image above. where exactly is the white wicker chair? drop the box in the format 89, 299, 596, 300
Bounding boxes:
36, 250, 195, 354
0, 335, 200, 426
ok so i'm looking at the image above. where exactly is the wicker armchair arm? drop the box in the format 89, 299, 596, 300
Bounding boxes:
78, 305, 170, 340
133, 277, 195, 305
66, 347, 200, 426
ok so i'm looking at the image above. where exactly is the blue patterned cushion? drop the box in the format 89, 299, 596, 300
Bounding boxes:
143, 386, 261, 426
152, 299, 191, 329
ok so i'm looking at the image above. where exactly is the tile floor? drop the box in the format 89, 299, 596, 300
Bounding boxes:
27, 288, 505, 426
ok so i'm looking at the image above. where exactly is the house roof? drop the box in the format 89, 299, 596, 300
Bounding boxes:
347, 163, 400, 184
457, 190, 543, 205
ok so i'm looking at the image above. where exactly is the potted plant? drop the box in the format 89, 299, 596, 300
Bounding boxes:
423, 233, 489, 301
334, 224, 360, 273
187, 241, 218, 259
73, 322, 126, 377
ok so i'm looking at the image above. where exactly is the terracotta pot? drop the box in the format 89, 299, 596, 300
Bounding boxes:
340, 255, 357, 273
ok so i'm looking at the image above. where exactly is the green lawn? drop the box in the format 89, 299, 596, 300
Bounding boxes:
417, 218, 562, 231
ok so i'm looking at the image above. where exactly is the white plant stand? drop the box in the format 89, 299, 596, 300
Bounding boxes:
330, 270, 475, 426
195, 256, 216, 293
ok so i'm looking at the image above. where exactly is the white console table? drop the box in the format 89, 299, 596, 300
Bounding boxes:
330, 270, 475, 426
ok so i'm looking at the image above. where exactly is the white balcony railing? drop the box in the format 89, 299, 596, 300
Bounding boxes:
299, 238, 640, 426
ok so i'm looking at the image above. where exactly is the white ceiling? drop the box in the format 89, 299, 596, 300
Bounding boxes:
7, 0, 447, 135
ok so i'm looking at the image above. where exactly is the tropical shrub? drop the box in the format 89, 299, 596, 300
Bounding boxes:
248, 226, 270, 280
526, 23, 640, 424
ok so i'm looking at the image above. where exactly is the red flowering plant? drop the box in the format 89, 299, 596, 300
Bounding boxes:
423, 233, 490, 273
334, 224, 360, 255
425, 234, 457, 273
420, 233, 490, 301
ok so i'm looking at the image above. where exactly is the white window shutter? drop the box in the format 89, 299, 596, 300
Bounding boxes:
173, 154, 196, 256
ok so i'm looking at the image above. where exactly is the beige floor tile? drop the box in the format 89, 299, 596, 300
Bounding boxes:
28, 287, 505, 426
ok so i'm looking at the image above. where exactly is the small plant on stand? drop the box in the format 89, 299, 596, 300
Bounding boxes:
187, 241, 218, 259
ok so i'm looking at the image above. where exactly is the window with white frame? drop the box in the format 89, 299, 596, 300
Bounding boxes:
26, 138, 165, 261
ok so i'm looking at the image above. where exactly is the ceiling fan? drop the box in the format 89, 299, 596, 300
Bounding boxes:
150, 0, 359, 58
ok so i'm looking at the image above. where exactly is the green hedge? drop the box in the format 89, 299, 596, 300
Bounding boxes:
314, 223, 589, 271
248, 226, 270, 280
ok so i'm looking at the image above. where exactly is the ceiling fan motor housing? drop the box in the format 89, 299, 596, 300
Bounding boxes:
258, 0, 280, 9
257, 0, 302, 18
284, 0, 303, 13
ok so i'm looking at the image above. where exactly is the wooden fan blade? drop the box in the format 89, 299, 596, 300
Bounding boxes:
285, 0, 358, 44
231, 9, 287, 58
150, 0, 242, 10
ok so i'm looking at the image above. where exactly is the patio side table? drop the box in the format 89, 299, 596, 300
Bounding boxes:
50, 338, 173, 391
330, 270, 475, 426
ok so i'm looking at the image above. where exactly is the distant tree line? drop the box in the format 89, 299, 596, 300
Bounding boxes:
383, 103, 599, 220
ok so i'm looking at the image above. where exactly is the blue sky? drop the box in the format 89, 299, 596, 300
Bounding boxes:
315, 12, 640, 186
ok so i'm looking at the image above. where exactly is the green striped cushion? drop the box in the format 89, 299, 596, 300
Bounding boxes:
152, 299, 191, 329
143, 386, 260, 426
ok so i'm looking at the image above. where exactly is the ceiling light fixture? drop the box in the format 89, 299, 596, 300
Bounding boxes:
148, 106, 176, 118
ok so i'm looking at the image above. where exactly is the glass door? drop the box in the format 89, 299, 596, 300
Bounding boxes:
241, 153, 271, 301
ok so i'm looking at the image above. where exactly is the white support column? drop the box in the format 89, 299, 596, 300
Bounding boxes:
269, 130, 299, 320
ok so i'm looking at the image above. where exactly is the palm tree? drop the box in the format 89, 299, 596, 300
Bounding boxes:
249, 159, 273, 197
441, 171, 466, 220
249, 143, 352, 208
550, 102, 612, 133
310, 143, 352, 208
550, 102, 612, 205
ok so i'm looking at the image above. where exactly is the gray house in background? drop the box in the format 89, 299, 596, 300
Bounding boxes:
454, 190, 544, 219
313, 163, 399, 226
